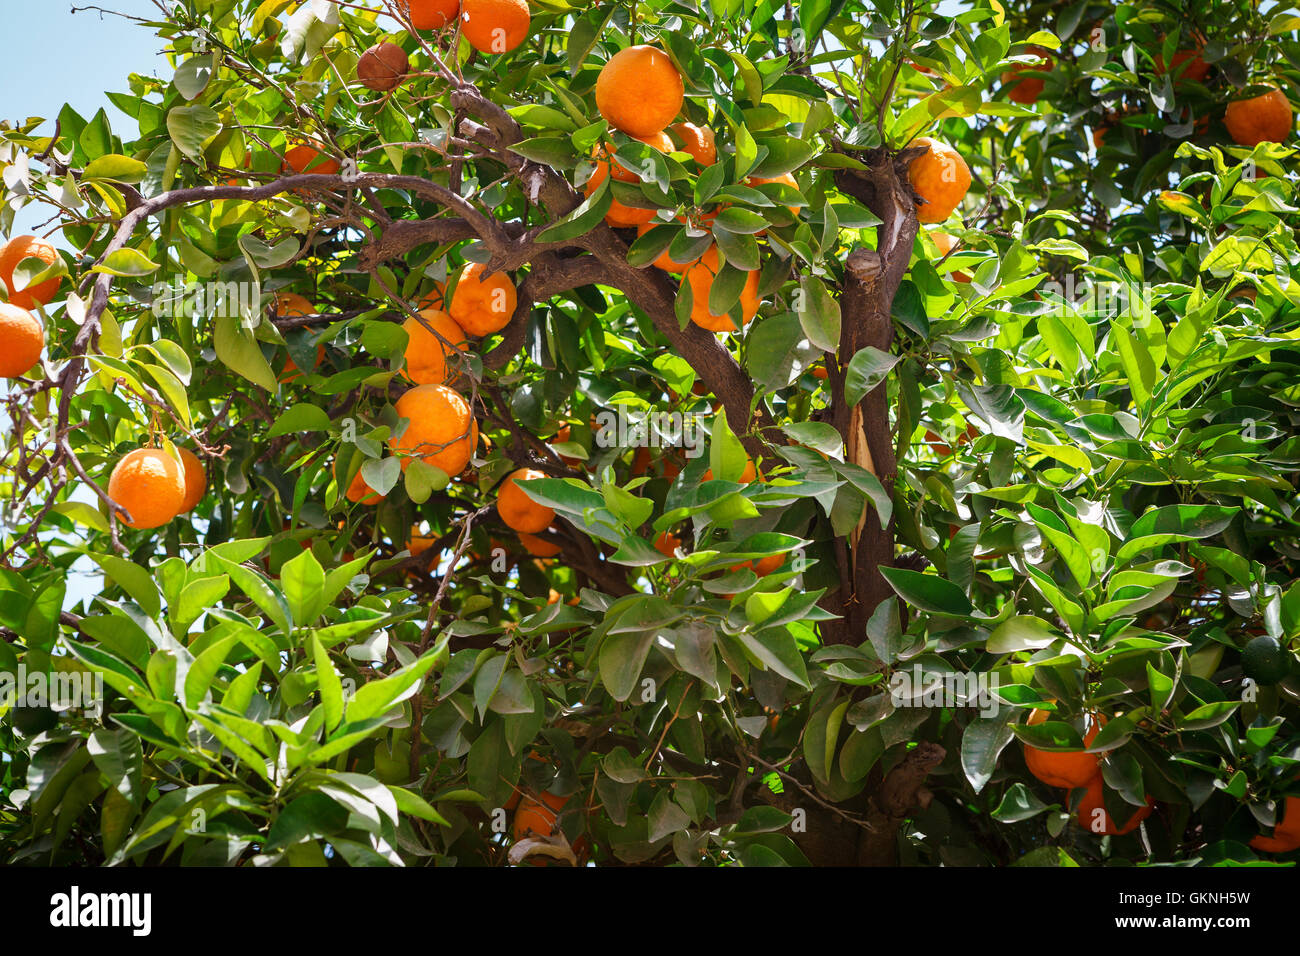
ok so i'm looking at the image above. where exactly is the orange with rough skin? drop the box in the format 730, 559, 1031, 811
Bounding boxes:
1023, 707, 1107, 789
518, 530, 561, 558
389, 384, 478, 476
402, 309, 469, 385
671, 122, 717, 166
930, 230, 970, 282
681, 247, 761, 333
0, 304, 44, 378
1250, 795, 1300, 853
403, 0, 460, 29
498, 467, 555, 533
0, 235, 62, 309
907, 137, 971, 224
176, 448, 207, 513
108, 448, 188, 530
283, 140, 341, 176
358, 42, 410, 92
1001, 45, 1052, 105
448, 262, 517, 336
1224, 87, 1293, 147
1076, 776, 1154, 836
460, 0, 530, 54
584, 133, 674, 228
597, 45, 684, 137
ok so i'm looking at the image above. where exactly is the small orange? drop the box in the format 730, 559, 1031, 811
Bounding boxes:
811, 364, 829, 380
1001, 45, 1052, 105
671, 122, 717, 166
358, 42, 410, 92
518, 530, 562, 558
283, 140, 341, 176
1224, 87, 1293, 147
1076, 775, 1154, 836
403, 0, 460, 29
907, 136, 971, 224
1250, 795, 1300, 853
702, 458, 759, 483
176, 448, 207, 513
498, 467, 555, 533
460, 0, 530, 54
389, 384, 478, 476
596, 45, 684, 137
409, 526, 437, 560
403, 309, 469, 385
584, 134, 673, 228
681, 247, 761, 333
731, 554, 783, 576
0, 235, 62, 309
447, 263, 517, 336
930, 230, 970, 282
654, 530, 681, 558
0, 303, 44, 378
1023, 707, 1106, 789
107, 448, 188, 530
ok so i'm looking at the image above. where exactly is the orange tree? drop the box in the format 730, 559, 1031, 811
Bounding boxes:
0, 0, 1298, 867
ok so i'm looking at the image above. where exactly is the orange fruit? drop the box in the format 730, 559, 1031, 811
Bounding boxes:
1155, 49, 1209, 83
512, 791, 569, 840
0, 303, 44, 378
389, 384, 478, 476
358, 42, 410, 92
419, 283, 448, 310
681, 247, 760, 333
702, 459, 758, 483
283, 140, 341, 176
1001, 45, 1052, 105
409, 526, 437, 558
1092, 126, 1109, 148
498, 467, 555, 533
176, 448, 207, 513
0, 235, 62, 309
654, 530, 681, 558
448, 262, 517, 336
107, 448, 188, 530
274, 292, 316, 317
731, 554, 783, 576
930, 230, 970, 282
671, 122, 717, 166
460, 0, 530, 54
1224, 87, 1293, 147
907, 136, 971, 224
584, 134, 673, 228
518, 530, 562, 558
403, 0, 460, 29
1250, 795, 1300, 853
596, 45, 684, 137
811, 364, 829, 380
1023, 707, 1107, 789
402, 309, 469, 385
636, 220, 704, 272
1076, 775, 1154, 836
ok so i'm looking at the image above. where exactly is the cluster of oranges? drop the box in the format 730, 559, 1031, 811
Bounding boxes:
0, 235, 60, 379
1022, 706, 1155, 836
400, 0, 530, 55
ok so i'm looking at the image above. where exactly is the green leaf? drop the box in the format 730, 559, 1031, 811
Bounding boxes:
598, 630, 656, 702
797, 276, 840, 352
90, 554, 161, 620
281, 549, 327, 627
879, 567, 974, 616
843, 346, 901, 406
214, 313, 278, 392
83, 154, 148, 184
166, 103, 221, 161
311, 635, 344, 732
269, 403, 332, 437
92, 248, 160, 277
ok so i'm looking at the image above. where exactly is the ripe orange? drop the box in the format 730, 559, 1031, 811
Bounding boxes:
108, 448, 188, 530
336, 456, 385, 505
671, 122, 717, 166
907, 136, 971, 224
518, 530, 561, 558
283, 140, 341, 175
930, 230, 970, 282
1023, 707, 1106, 789
681, 247, 760, 333
1224, 87, 1293, 147
811, 364, 829, 380
596, 45, 684, 137
1076, 775, 1154, 836
703, 458, 759, 483
731, 554, 783, 576
498, 467, 554, 533
654, 530, 681, 558
1250, 795, 1300, 853
402, 309, 469, 385
1001, 45, 1052, 105
403, 0, 460, 29
512, 791, 568, 840
176, 448, 207, 513
0, 303, 44, 378
419, 283, 448, 310
584, 133, 673, 228
448, 262, 517, 336
389, 384, 478, 476
358, 42, 410, 92
274, 291, 316, 317
0, 235, 62, 309
637, 222, 702, 272
460, 0, 530, 55
1155, 49, 1209, 83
